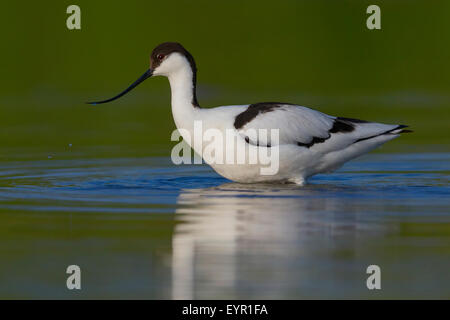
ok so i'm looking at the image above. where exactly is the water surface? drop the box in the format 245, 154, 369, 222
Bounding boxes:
0, 153, 449, 299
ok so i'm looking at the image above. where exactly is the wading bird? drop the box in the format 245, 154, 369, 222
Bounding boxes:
88, 42, 410, 184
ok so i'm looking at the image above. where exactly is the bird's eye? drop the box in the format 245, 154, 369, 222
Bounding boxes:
157, 54, 165, 60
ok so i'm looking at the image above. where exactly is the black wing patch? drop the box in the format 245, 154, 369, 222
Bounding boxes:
354, 125, 409, 143
329, 117, 356, 133
234, 102, 291, 129
297, 117, 359, 148
336, 117, 370, 124
297, 136, 328, 148
244, 136, 271, 148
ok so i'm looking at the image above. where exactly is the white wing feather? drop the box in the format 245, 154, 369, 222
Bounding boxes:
237, 104, 334, 146
236, 104, 401, 149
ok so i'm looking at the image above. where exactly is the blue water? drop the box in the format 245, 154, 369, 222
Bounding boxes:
0, 153, 449, 299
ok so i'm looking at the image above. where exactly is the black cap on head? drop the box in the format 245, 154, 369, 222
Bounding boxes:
150, 42, 196, 71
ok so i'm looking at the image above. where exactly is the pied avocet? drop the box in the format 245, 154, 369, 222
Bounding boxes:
88, 42, 411, 184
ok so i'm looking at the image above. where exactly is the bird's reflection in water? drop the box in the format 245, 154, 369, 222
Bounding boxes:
171, 182, 393, 299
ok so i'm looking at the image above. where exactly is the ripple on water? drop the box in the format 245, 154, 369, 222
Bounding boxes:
0, 153, 449, 299
0, 153, 448, 214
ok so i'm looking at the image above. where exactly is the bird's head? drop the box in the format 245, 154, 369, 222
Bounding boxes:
87, 42, 196, 105
150, 42, 196, 77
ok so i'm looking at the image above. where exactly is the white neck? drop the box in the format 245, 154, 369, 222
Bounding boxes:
167, 64, 199, 132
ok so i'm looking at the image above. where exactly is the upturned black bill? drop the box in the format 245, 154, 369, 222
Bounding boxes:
87, 69, 153, 105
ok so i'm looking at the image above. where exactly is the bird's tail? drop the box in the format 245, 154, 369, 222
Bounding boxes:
390, 125, 413, 134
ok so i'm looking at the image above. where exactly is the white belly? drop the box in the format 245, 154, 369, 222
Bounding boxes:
188, 120, 318, 184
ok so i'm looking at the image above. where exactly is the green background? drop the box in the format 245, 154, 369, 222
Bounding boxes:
1, 0, 449, 160
0, 1, 449, 300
